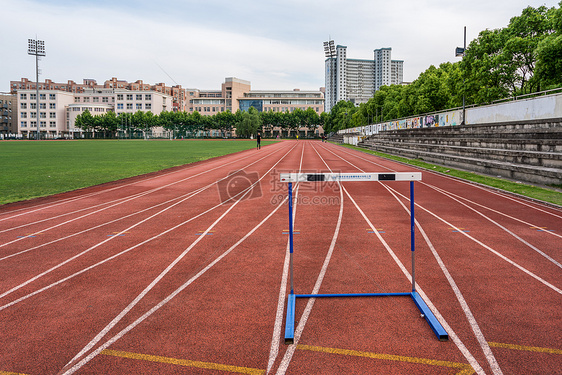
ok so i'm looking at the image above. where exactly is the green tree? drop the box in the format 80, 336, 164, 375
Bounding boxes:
75, 109, 95, 134
236, 107, 262, 138
102, 111, 120, 137
535, 2, 562, 88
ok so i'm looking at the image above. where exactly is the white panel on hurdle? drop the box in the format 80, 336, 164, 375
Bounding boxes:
279, 172, 421, 183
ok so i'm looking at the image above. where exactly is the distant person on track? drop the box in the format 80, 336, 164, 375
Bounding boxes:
256, 132, 261, 150
321, 134, 325, 142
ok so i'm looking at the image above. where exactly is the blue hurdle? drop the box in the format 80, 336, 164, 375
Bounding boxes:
280, 172, 448, 344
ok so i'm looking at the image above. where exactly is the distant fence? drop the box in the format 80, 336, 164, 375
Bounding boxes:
339, 90, 562, 137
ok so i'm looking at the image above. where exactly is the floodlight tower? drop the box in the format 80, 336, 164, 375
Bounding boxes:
28, 38, 45, 140
323, 40, 336, 113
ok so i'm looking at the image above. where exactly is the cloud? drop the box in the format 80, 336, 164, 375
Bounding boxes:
1, 0, 560, 93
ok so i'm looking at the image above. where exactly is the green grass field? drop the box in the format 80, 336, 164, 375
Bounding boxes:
0, 139, 276, 205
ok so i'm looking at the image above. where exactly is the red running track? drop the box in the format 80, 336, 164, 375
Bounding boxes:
0, 140, 560, 375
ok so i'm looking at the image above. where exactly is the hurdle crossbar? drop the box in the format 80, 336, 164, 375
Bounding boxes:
282, 172, 448, 344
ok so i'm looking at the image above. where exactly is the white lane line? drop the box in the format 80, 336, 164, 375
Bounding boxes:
267, 142, 305, 374
330, 143, 562, 218
308, 144, 488, 375
59, 170, 293, 375
382, 184, 503, 375
424, 183, 562, 267
275, 143, 344, 375
0, 143, 298, 306
0, 143, 286, 256
0, 195, 138, 234
340, 186, 487, 375
60, 143, 297, 374
387, 185, 562, 295
0, 185, 208, 301
425, 182, 562, 240
322, 143, 561, 292
0, 193, 187, 262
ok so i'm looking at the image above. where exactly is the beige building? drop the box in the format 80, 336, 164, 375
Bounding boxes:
188, 77, 251, 115
239, 89, 324, 114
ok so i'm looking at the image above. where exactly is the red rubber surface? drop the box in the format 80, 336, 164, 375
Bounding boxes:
0, 140, 560, 375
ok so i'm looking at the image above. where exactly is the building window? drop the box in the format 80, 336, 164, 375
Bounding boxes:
30, 121, 36, 127
49, 121, 56, 128
21, 112, 27, 118
21, 121, 27, 127
102, 97, 109, 103
20, 93, 27, 100
40, 121, 46, 128
136, 103, 142, 110
21, 103, 27, 109
50, 112, 56, 118
31, 112, 37, 118
126, 94, 133, 101
40, 94, 46, 100
40, 103, 46, 109
49, 94, 56, 100
93, 97, 99, 102
126, 103, 133, 110
75, 97, 80, 103
83, 97, 90, 102
145, 103, 151, 110
40, 112, 46, 119
145, 94, 151, 100
117, 103, 123, 110
50, 103, 56, 109
30, 93, 36, 100
73, 107, 80, 111
136, 94, 142, 100
117, 94, 123, 100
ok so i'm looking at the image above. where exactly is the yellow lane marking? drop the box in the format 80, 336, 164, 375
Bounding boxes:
0, 371, 29, 375
297, 344, 475, 375
297, 344, 474, 375
101, 349, 265, 375
488, 342, 562, 354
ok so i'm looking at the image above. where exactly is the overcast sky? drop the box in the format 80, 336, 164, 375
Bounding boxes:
1, 0, 559, 93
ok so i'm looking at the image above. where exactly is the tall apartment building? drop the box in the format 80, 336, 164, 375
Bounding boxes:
324, 43, 404, 112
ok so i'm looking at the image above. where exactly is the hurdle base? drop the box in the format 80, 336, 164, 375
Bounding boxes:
283, 291, 448, 344
284, 293, 295, 344
410, 291, 449, 341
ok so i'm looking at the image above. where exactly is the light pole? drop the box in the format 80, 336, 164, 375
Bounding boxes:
455, 27, 466, 125
28, 38, 45, 140
323, 40, 336, 112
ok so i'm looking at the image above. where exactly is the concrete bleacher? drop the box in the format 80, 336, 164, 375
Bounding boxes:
355, 118, 562, 186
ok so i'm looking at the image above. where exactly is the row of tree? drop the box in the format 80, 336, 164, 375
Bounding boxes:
74, 107, 327, 138
323, 3, 562, 133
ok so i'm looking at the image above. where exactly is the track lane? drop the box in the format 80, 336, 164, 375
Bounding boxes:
1, 140, 560, 375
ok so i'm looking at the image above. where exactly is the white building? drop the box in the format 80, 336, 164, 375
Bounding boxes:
324, 43, 404, 112
17, 90, 74, 138
17, 89, 172, 138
